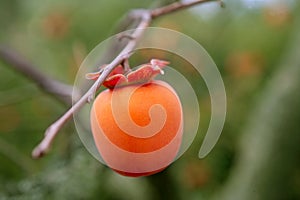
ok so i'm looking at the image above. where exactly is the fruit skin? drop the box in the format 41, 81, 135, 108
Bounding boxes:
90, 80, 183, 177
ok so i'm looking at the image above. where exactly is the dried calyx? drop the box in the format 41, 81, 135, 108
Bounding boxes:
86, 59, 169, 89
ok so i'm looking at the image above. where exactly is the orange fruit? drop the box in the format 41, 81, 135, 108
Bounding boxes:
90, 80, 183, 177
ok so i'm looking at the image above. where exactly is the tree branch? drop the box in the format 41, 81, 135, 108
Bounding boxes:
0, 46, 76, 105
31, 0, 220, 158
151, 0, 216, 18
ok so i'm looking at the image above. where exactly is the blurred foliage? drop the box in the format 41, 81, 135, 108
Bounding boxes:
0, 0, 299, 199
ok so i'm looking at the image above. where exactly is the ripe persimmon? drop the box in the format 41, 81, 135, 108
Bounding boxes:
87, 59, 183, 177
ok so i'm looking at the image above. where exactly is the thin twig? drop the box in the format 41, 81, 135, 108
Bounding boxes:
0, 46, 75, 105
32, 0, 219, 158
151, 0, 215, 18
32, 11, 151, 158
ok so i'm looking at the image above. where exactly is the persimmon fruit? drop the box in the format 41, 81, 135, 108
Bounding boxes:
88, 59, 183, 177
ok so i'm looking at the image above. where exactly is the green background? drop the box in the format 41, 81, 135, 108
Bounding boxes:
0, 0, 299, 199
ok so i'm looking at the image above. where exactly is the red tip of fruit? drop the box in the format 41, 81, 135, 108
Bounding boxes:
86, 59, 169, 89
85, 64, 125, 80
103, 74, 127, 88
